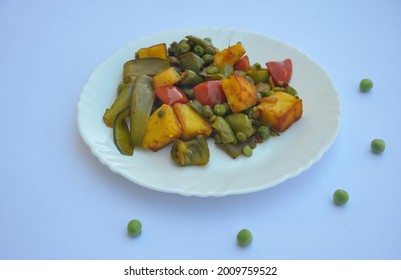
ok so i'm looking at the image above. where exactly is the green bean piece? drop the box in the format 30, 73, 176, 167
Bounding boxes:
185, 35, 217, 55
216, 136, 256, 159
202, 105, 214, 118
247, 69, 270, 83
188, 99, 203, 114
178, 70, 204, 87
179, 52, 205, 74
212, 116, 237, 144
225, 113, 255, 138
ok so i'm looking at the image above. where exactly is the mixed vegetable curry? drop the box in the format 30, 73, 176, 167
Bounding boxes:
103, 35, 303, 166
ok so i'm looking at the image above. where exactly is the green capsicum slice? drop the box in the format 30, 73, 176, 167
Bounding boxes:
130, 75, 155, 147
123, 58, 170, 83
113, 106, 133, 156
103, 82, 134, 127
170, 135, 210, 166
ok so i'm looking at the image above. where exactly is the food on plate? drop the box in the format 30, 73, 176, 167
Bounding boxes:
333, 189, 349, 206
103, 35, 303, 165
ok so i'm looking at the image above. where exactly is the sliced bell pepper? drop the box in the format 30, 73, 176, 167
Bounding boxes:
155, 85, 189, 105
266, 58, 292, 87
234, 55, 250, 71
193, 80, 226, 107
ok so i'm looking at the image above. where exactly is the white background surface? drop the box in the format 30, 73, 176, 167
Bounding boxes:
1, 0, 400, 260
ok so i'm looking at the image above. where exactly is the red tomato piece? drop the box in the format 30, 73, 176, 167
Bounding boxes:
193, 80, 227, 107
266, 58, 292, 87
155, 85, 189, 105
234, 55, 250, 71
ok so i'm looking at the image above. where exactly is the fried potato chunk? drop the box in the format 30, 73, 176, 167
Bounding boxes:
135, 43, 168, 60
173, 103, 212, 140
256, 91, 303, 132
142, 104, 183, 151
221, 73, 258, 113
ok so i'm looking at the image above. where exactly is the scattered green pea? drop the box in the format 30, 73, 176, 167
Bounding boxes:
371, 139, 385, 154
333, 189, 349, 205
127, 219, 142, 237
237, 229, 253, 247
359, 78, 373, 92
242, 145, 253, 157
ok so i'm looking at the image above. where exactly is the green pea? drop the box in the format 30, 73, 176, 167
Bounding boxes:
242, 145, 253, 157
237, 229, 253, 246
176, 40, 191, 56
127, 219, 142, 237
257, 126, 271, 140
157, 109, 165, 118
193, 45, 205, 57
359, 78, 373, 92
333, 189, 349, 205
236, 131, 247, 142
213, 104, 227, 116
371, 139, 385, 154
202, 54, 213, 65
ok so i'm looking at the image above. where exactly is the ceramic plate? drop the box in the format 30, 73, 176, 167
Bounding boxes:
77, 27, 341, 197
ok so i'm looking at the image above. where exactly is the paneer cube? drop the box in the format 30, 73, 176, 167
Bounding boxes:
256, 91, 303, 132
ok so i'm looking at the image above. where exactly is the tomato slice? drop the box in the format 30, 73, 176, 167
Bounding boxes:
234, 55, 250, 71
266, 58, 292, 87
193, 80, 227, 107
155, 85, 189, 105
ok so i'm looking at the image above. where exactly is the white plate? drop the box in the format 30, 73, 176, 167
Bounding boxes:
77, 27, 341, 197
